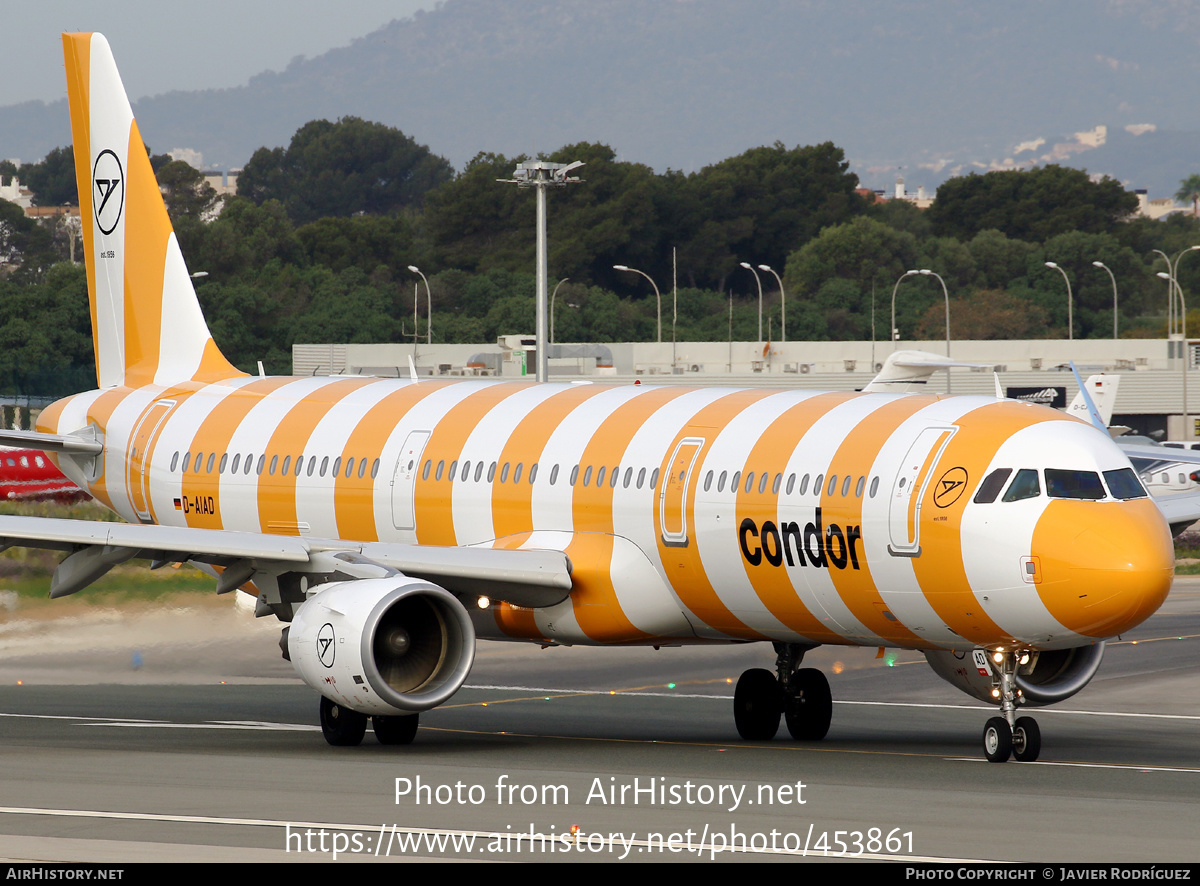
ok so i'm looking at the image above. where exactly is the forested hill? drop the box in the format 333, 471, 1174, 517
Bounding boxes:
4, 0, 1200, 193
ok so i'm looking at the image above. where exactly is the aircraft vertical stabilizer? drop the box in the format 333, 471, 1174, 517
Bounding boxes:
62, 33, 242, 389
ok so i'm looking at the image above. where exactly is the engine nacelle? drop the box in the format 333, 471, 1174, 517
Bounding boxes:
924, 643, 1105, 707
288, 576, 475, 716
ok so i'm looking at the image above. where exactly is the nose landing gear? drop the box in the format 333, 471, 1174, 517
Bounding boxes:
733, 643, 832, 742
981, 649, 1041, 763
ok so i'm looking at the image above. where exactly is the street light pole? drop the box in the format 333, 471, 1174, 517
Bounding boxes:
407, 265, 431, 345
890, 269, 920, 350
1091, 261, 1118, 340
740, 262, 764, 344
550, 277, 570, 344
1153, 249, 1176, 334
1170, 246, 1200, 338
500, 160, 584, 382
918, 269, 951, 393
758, 264, 786, 343
1044, 261, 1073, 340
1161, 268, 1196, 439
613, 265, 661, 343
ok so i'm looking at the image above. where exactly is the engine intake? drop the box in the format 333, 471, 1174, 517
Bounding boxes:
288, 577, 475, 716
924, 642, 1105, 707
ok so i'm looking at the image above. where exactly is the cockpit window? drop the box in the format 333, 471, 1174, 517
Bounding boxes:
973, 468, 1013, 504
1001, 468, 1041, 502
1103, 468, 1148, 500
1045, 469, 1104, 500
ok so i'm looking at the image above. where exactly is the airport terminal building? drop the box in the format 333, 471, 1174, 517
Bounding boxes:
295, 336, 1200, 440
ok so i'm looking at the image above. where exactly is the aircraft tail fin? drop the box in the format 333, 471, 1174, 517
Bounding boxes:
1066, 372, 1119, 428
62, 33, 243, 389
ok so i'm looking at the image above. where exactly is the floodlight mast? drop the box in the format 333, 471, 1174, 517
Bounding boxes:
499, 160, 584, 381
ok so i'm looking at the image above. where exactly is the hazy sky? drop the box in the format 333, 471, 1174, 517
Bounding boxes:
2, 1, 441, 105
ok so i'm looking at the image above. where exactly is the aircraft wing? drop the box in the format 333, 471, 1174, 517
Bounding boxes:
1113, 441, 1200, 533
1118, 442, 1200, 465
0, 516, 572, 607
1144, 490, 1200, 535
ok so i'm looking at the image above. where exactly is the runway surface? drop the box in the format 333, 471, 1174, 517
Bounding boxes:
0, 578, 1195, 862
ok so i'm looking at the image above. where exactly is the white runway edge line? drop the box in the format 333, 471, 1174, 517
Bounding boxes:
0, 712, 319, 731
949, 758, 1200, 773
467, 686, 1200, 722
0, 805, 974, 863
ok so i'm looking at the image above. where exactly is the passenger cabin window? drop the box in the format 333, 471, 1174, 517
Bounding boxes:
1002, 469, 1041, 502
1045, 469, 1104, 500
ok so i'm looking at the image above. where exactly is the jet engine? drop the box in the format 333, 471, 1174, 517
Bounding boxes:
287, 576, 476, 716
924, 643, 1105, 706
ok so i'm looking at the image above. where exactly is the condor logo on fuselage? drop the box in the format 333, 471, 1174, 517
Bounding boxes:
739, 508, 862, 571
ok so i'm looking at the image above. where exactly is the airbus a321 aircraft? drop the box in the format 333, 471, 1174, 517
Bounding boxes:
0, 33, 1177, 763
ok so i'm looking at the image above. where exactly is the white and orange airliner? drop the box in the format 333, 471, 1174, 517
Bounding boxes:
0, 34, 1178, 762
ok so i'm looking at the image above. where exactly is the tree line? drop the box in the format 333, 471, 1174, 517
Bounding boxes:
0, 114, 1198, 394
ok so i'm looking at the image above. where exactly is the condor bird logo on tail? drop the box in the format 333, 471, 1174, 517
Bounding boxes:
92, 149, 123, 235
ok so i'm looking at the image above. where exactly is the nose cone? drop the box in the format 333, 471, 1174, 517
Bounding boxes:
1032, 498, 1173, 638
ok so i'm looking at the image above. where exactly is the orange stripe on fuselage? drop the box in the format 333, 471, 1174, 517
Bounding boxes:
565, 386, 689, 642
656, 389, 777, 640
178, 377, 295, 528
820, 396, 935, 647
735, 392, 859, 644
333, 382, 447, 543
81, 386, 143, 512
256, 378, 376, 534
910, 401, 1072, 645
490, 384, 606, 538
415, 383, 528, 545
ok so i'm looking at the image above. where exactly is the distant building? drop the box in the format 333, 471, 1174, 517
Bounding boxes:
1135, 189, 1187, 221
0, 177, 32, 210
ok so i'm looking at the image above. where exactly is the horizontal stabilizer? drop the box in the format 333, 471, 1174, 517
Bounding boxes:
0, 429, 103, 455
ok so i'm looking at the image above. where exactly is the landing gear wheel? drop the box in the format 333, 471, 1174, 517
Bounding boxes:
982, 716, 1012, 763
320, 696, 367, 747
784, 668, 832, 740
1012, 716, 1041, 762
372, 713, 419, 745
733, 668, 782, 740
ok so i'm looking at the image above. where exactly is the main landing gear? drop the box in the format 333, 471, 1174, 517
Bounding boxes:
733, 643, 832, 742
981, 650, 1041, 763
319, 696, 419, 747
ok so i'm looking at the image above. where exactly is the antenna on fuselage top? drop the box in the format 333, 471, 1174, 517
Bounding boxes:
1069, 361, 1106, 432
408, 355, 420, 383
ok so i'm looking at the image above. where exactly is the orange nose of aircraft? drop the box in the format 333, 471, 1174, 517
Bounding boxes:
1032, 497, 1174, 638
